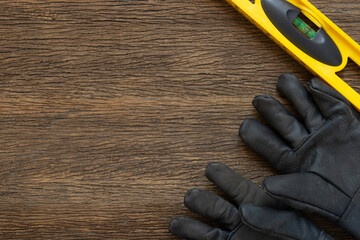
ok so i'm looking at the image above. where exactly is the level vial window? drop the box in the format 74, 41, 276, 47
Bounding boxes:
292, 12, 319, 39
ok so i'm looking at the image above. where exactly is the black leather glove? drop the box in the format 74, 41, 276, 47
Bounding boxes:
240, 73, 360, 239
169, 162, 332, 240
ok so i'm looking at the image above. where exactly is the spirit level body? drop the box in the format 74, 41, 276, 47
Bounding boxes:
227, 0, 360, 110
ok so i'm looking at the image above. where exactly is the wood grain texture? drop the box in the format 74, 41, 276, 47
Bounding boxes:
0, 0, 359, 239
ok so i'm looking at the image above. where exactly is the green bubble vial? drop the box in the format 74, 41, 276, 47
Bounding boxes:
293, 16, 317, 39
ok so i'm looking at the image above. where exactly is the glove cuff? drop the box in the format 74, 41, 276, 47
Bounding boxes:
339, 187, 360, 239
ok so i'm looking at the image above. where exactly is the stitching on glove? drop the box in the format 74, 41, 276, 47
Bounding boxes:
339, 186, 360, 225
226, 224, 242, 240
317, 230, 333, 240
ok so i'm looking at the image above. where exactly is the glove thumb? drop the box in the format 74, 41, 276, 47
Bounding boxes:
262, 173, 350, 222
240, 203, 333, 240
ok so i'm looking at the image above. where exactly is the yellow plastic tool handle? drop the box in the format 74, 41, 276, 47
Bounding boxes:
226, 0, 360, 110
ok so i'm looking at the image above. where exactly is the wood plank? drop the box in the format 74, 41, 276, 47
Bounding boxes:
0, 0, 359, 239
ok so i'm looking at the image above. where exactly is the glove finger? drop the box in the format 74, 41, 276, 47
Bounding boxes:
263, 173, 350, 222
252, 95, 308, 149
240, 203, 333, 240
308, 78, 356, 120
184, 188, 241, 231
205, 162, 278, 207
276, 73, 324, 132
169, 216, 229, 240
239, 119, 300, 173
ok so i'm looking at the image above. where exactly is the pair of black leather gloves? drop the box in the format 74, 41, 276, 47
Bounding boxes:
169, 74, 360, 240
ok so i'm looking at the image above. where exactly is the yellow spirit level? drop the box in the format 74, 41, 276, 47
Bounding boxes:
226, 0, 360, 110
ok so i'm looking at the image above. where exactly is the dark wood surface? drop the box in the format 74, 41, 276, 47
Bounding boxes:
1, 0, 360, 239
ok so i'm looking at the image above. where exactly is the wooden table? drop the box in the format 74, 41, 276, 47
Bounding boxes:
1, 0, 359, 239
